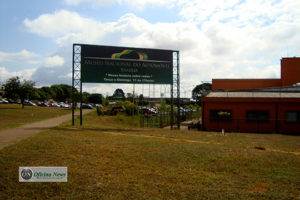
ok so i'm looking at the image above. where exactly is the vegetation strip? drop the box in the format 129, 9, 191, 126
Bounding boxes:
102, 131, 222, 145
101, 130, 299, 156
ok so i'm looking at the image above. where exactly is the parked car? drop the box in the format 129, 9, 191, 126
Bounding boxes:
141, 107, 157, 115
8, 99, 16, 104
49, 102, 60, 107
81, 104, 93, 109
59, 103, 70, 108
37, 102, 49, 107
0, 98, 9, 104
24, 100, 36, 106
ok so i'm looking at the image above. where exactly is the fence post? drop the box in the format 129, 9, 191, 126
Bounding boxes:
146, 114, 149, 128
160, 113, 162, 128
140, 114, 144, 128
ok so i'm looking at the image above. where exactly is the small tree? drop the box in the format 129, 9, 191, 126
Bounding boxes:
158, 99, 170, 113
2, 76, 35, 108
19, 80, 35, 108
138, 94, 149, 106
192, 83, 212, 104
88, 93, 103, 104
113, 88, 125, 100
2, 77, 20, 100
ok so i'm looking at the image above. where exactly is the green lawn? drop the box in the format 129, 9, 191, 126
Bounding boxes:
0, 112, 299, 199
0, 104, 71, 130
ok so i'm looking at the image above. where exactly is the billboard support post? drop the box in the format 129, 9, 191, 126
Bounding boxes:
171, 51, 180, 130
170, 80, 174, 129
176, 51, 180, 129
72, 44, 82, 126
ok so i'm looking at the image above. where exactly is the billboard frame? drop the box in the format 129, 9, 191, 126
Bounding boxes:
72, 44, 180, 129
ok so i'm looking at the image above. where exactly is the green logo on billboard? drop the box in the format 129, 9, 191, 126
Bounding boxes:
111, 50, 148, 60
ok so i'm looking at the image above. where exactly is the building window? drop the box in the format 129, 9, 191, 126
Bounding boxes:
286, 111, 300, 122
210, 110, 232, 121
246, 111, 269, 122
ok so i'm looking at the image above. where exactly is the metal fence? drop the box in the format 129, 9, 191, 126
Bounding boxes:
140, 111, 201, 128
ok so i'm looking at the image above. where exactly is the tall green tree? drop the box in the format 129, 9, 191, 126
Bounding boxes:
2, 76, 35, 108
192, 83, 212, 103
112, 88, 125, 100
88, 93, 103, 104
138, 94, 149, 106
40, 86, 55, 100
2, 77, 20, 100
50, 84, 73, 102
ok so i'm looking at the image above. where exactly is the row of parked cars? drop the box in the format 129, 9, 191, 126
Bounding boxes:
0, 98, 103, 109
35, 101, 71, 108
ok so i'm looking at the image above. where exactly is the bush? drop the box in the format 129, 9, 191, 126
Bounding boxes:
96, 106, 103, 116
124, 103, 139, 116
98, 101, 140, 116
158, 99, 170, 113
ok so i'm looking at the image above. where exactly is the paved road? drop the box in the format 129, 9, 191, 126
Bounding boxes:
0, 110, 93, 150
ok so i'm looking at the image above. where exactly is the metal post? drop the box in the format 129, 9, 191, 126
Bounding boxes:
176, 51, 180, 129
171, 51, 180, 130
72, 44, 75, 126
80, 80, 82, 126
170, 77, 174, 129
72, 44, 82, 126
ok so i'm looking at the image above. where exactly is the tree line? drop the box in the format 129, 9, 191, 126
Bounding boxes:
0, 76, 104, 108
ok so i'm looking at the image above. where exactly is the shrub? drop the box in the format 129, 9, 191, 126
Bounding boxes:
96, 106, 103, 116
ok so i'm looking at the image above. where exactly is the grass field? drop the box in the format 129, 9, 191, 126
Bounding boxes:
0, 111, 299, 199
0, 104, 71, 130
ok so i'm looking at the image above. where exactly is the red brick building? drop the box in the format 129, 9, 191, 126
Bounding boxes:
202, 57, 300, 134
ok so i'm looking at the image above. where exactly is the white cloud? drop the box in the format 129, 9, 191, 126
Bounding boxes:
22, 1, 300, 96
178, 0, 300, 26
64, 0, 176, 9
43, 56, 65, 67
0, 49, 38, 62
24, 10, 101, 38
0, 66, 37, 83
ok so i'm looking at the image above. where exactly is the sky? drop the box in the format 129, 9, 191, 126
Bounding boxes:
0, 0, 299, 98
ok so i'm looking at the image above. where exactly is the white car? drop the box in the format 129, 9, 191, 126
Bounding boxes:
0, 99, 9, 104
24, 100, 36, 106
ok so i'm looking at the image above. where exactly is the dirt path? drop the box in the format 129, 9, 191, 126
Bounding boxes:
0, 110, 93, 150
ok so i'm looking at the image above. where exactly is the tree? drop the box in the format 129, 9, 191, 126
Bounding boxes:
88, 93, 103, 104
40, 86, 55, 100
81, 92, 90, 103
158, 99, 170, 112
2, 77, 20, 100
51, 85, 64, 102
192, 83, 212, 103
112, 88, 125, 100
19, 80, 35, 108
50, 84, 73, 102
138, 94, 149, 106
30, 88, 41, 100
2, 76, 35, 108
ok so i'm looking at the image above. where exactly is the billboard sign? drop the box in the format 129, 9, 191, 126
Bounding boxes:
80, 44, 173, 84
